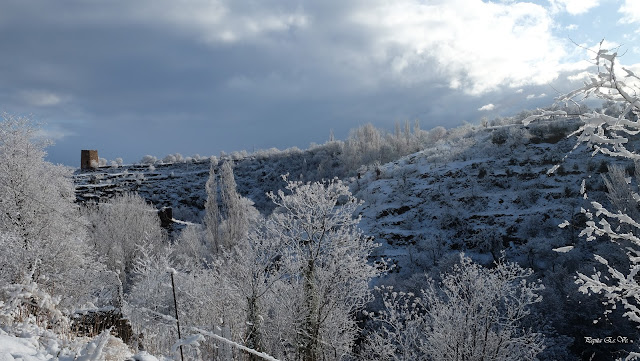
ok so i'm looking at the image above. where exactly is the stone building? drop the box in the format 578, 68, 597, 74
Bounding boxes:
81, 150, 99, 169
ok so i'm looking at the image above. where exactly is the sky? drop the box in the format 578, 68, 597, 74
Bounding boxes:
1, 0, 639, 166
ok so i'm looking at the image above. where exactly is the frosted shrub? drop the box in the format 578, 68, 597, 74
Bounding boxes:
140, 155, 158, 165
163, 154, 177, 163
426, 126, 447, 145
83, 193, 166, 290
125, 244, 182, 357
230, 150, 248, 160
0, 276, 70, 335
602, 164, 640, 224
362, 254, 545, 361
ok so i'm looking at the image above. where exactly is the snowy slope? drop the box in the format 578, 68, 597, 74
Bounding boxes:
73, 143, 345, 223
73, 118, 614, 275
352, 121, 620, 281
69, 118, 640, 359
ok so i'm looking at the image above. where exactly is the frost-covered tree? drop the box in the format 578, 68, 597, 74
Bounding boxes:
0, 114, 76, 253
528, 43, 640, 332
341, 123, 384, 171
267, 176, 379, 361
426, 126, 447, 145
203, 160, 254, 253
125, 242, 183, 356
220, 161, 249, 249
362, 255, 545, 361
0, 113, 97, 306
173, 223, 209, 269
216, 217, 288, 359
204, 163, 221, 252
84, 193, 166, 289
140, 154, 158, 165
128, 176, 378, 360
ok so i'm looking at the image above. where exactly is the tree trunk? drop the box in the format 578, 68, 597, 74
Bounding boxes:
300, 259, 319, 361
245, 295, 263, 361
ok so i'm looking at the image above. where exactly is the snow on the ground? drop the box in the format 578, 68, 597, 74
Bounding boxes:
0, 333, 45, 361
0, 328, 158, 361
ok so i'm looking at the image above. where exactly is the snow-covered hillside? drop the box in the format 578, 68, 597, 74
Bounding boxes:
356, 123, 594, 275
74, 118, 605, 273
73, 144, 345, 223
70, 117, 640, 359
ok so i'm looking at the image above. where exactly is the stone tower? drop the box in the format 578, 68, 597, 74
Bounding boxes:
81, 150, 99, 169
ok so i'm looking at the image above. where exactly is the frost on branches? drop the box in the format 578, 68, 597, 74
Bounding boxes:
362, 255, 544, 361
0, 113, 99, 308
266, 176, 380, 361
83, 192, 167, 291
123, 176, 378, 361
532, 42, 640, 329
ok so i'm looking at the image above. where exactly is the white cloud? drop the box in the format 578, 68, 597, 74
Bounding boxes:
619, 0, 640, 25
620, 63, 640, 90
567, 70, 591, 82
478, 103, 495, 111
35, 126, 74, 141
12, 0, 584, 97
20, 90, 67, 107
526, 93, 546, 100
349, 0, 574, 94
550, 0, 601, 15
84, 0, 577, 96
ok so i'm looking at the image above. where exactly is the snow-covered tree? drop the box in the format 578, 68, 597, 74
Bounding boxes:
216, 216, 288, 359
363, 255, 545, 361
203, 163, 221, 252
203, 160, 255, 253
84, 193, 166, 289
528, 43, 640, 331
341, 123, 384, 172
0, 114, 73, 252
125, 242, 182, 356
602, 164, 640, 227
0, 113, 97, 306
173, 223, 209, 269
220, 161, 249, 249
140, 154, 158, 165
267, 176, 379, 361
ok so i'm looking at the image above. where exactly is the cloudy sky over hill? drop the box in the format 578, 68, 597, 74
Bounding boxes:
1, 0, 638, 166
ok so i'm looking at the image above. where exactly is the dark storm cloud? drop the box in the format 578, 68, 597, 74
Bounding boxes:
0, 0, 606, 165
